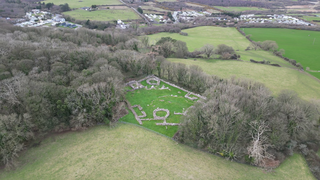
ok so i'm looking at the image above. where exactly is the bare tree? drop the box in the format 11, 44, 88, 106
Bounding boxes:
249, 41, 261, 51
247, 121, 274, 166
201, 44, 215, 59
261, 40, 278, 52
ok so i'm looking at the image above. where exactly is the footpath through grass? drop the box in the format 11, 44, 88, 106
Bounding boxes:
0, 124, 315, 180
243, 28, 320, 79
43, 0, 122, 8
63, 9, 140, 21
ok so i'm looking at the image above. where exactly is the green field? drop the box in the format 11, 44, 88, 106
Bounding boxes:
43, 0, 122, 8
63, 9, 140, 21
301, 16, 320, 25
168, 58, 320, 100
214, 6, 268, 12
0, 124, 314, 179
147, 26, 320, 100
148, 26, 251, 51
148, 26, 297, 68
243, 28, 320, 79
122, 79, 196, 137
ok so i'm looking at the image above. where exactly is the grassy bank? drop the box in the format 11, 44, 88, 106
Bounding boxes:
168, 58, 320, 100
0, 124, 314, 179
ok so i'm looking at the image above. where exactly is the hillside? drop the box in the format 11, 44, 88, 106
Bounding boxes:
148, 26, 320, 100
243, 28, 320, 79
0, 124, 315, 180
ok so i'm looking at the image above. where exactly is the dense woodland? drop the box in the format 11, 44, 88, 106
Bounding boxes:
0, 0, 39, 18
0, 18, 320, 178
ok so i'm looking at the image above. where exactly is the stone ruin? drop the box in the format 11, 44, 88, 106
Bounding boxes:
126, 75, 206, 126
146, 77, 160, 85
126, 80, 144, 90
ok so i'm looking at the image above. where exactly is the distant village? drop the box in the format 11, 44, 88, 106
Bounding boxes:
143, 11, 211, 24
13, 8, 315, 30
15, 9, 82, 28
238, 14, 314, 26
143, 11, 314, 26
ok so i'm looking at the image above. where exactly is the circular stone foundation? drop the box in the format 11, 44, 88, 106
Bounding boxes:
146, 78, 160, 85
153, 108, 170, 120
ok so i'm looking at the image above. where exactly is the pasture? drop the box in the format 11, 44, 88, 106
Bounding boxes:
214, 6, 268, 11
63, 9, 140, 21
122, 76, 199, 137
147, 26, 320, 100
148, 26, 251, 51
43, 0, 122, 8
0, 124, 314, 180
301, 16, 320, 25
244, 28, 320, 79
168, 58, 320, 100
147, 26, 296, 68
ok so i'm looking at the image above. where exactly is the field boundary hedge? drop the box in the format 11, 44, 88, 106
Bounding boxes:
236, 26, 320, 83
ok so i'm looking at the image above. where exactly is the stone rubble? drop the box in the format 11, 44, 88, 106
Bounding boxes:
159, 85, 170, 90
145, 85, 156, 90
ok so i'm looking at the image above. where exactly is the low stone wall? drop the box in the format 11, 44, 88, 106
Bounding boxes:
126, 81, 144, 90
146, 77, 160, 85
138, 111, 147, 118
153, 108, 170, 121
132, 104, 143, 111
126, 101, 142, 125
144, 75, 207, 100
145, 85, 156, 90
159, 85, 170, 90
185, 92, 198, 100
156, 123, 181, 126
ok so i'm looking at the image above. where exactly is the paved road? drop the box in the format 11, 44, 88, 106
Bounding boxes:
119, 0, 150, 25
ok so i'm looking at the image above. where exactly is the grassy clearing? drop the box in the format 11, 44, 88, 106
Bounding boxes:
243, 28, 320, 79
168, 58, 320, 100
122, 80, 195, 137
214, 6, 268, 12
63, 9, 140, 21
43, 0, 121, 8
0, 124, 314, 179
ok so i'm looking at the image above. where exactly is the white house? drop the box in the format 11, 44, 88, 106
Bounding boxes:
32, 9, 40, 14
